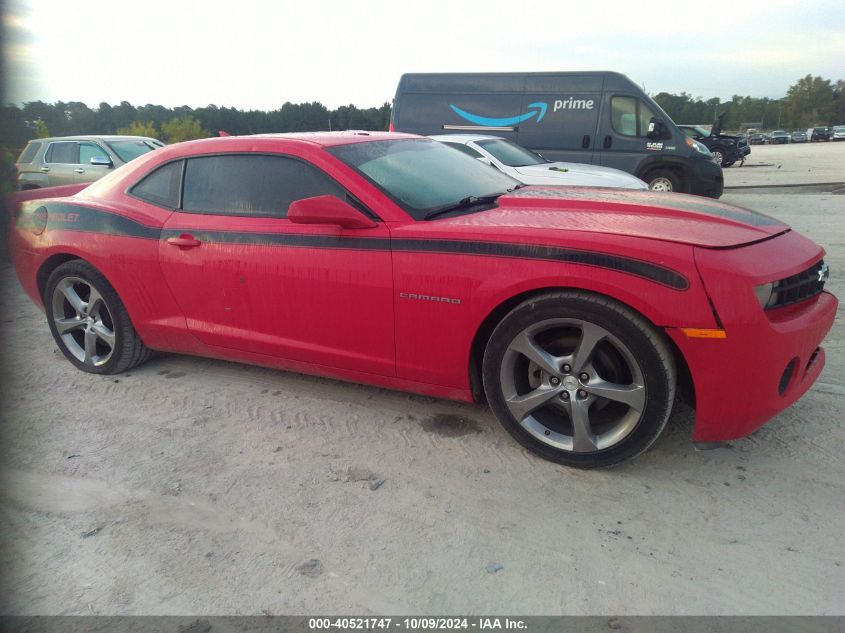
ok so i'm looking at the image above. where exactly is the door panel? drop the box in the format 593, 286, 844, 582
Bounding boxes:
75, 142, 112, 184
158, 214, 396, 376
517, 92, 601, 164
597, 93, 656, 174
43, 142, 78, 186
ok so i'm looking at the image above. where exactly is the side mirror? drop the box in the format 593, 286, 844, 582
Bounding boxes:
288, 195, 377, 229
90, 155, 113, 167
647, 117, 669, 140
475, 156, 492, 165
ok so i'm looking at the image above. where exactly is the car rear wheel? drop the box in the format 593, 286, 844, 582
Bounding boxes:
45, 260, 152, 374
482, 292, 676, 468
647, 170, 680, 193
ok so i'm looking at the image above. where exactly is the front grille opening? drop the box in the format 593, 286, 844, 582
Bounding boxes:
779, 358, 798, 396
766, 260, 827, 310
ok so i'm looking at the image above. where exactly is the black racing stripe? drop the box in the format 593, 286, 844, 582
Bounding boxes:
46, 202, 161, 239
161, 228, 390, 251
35, 204, 688, 290
391, 239, 689, 290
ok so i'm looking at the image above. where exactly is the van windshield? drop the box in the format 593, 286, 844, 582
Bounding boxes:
327, 138, 519, 220
475, 139, 549, 167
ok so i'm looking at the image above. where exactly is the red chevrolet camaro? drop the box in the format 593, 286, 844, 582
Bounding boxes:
8, 132, 837, 467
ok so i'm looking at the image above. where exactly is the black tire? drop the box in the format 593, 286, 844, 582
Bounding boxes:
45, 260, 152, 374
482, 291, 676, 468
646, 169, 681, 193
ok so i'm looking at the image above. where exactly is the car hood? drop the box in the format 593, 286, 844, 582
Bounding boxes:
512, 162, 648, 189
438, 187, 789, 248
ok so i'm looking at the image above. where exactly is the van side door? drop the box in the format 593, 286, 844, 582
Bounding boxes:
517, 93, 601, 164
596, 94, 663, 174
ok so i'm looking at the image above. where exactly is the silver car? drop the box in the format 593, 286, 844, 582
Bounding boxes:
15, 135, 164, 189
430, 134, 648, 189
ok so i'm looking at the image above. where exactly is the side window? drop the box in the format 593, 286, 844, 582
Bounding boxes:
129, 160, 184, 209
444, 142, 484, 159
18, 142, 41, 163
638, 101, 659, 138
79, 142, 109, 164
611, 97, 659, 138
45, 142, 78, 164
182, 154, 345, 218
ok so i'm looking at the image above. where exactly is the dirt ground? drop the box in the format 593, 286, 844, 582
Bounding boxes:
0, 144, 843, 616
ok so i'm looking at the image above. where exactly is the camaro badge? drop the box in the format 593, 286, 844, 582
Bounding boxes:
400, 292, 461, 305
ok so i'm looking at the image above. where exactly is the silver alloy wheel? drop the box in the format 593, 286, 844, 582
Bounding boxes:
499, 318, 645, 453
649, 176, 673, 192
51, 276, 116, 367
712, 150, 724, 165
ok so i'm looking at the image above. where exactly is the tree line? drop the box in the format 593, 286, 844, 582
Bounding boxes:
653, 75, 845, 131
1, 75, 842, 152
0, 101, 392, 150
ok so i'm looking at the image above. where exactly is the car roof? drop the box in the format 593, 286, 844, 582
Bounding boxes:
429, 133, 503, 143
31, 135, 160, 143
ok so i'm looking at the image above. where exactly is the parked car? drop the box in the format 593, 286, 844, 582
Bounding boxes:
769, 130, 790, 144
430, 134, 648, 189
8, 132, 836, 468
832, 126, 845, 141
392, 72, 723, 197
15, 135, 164, 190
790, 130, 808, 143
748, 132, 767, 145
678, 119, 749, 167
809, 127, 831, 142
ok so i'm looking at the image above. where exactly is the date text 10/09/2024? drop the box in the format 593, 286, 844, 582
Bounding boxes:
308, 618, 528, 630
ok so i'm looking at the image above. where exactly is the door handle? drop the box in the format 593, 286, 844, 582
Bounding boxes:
74, 168, 85, 174
166, 234, 202, 249
40, 167, 50, 172
581, 135, 591, 148
603, 135, 612, 149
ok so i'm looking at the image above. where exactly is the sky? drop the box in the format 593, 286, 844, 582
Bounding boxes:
3, 0, 845, 110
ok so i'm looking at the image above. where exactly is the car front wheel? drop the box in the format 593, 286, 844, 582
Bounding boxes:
482, 291, 676, 468
45, 260, 151, 374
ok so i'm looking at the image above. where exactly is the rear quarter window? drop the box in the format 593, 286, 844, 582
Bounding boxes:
129, 160, 184, 209
17, 142, 41, 163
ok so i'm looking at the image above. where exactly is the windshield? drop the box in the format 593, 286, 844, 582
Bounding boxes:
106, 139, 161, 163
327, 139, 518, 220
474, 138, 548, 167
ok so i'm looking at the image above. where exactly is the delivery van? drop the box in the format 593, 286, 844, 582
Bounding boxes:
391, 72, 724, 198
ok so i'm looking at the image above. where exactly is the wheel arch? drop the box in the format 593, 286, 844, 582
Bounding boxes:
467, 285, 695, 408
37, 253, 83, 302
635, 158, 691, 193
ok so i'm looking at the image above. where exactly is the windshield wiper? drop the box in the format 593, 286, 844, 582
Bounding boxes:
423, 193, 506, 221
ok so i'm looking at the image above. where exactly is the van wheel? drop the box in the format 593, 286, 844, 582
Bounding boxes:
647, 170, 680, 193
482, 291, 676, 468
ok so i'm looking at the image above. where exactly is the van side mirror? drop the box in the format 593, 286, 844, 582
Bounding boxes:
288, 195, 377, 229
647, 117, 670, 140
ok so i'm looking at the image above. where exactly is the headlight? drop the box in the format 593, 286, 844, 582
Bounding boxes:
685, 137, 712, 156
754, 282, 774, 309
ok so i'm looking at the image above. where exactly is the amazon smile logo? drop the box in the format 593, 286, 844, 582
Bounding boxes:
449, 102, 548, 126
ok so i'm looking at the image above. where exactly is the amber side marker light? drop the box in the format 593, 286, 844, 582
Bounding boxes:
681, 328, 728, 339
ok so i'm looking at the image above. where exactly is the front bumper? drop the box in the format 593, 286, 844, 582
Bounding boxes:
669, 232, 837, 442
687, 156, 724, 199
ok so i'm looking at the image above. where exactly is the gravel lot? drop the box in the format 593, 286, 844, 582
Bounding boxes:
0, 143, 843, 616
